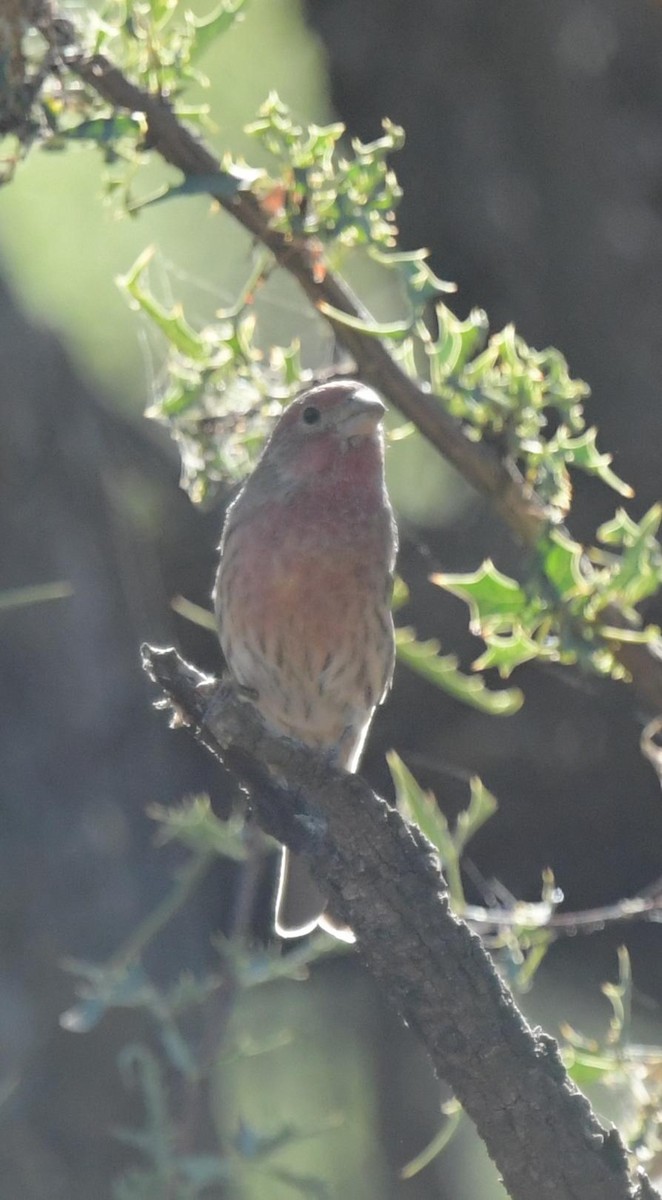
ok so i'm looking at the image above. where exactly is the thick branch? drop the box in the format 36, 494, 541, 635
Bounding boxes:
142, 643, 657, 1200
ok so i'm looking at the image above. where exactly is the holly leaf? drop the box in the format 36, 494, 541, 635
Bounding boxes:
386, 751, 453, 861
432, 561, 535, 634
117, 247, 209, 358
592, 504, 662, 614
536, 529, 589, 598
130, 164, 265, 212
472, 631, 543, 677
186, 0, 247, 63
396, 627, 523, 714
60, 114, 144, 142
453, 776, 499, 856
391, 576, 410, 612
316, 301, 411, 340
423, 304, 489, 389
596, 507, 644, 547
555, 427, 633, 497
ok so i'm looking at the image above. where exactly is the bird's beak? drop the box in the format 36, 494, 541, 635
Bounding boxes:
337, 389, 386, 440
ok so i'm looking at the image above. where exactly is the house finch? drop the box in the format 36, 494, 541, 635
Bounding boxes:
213, 379, 397, 939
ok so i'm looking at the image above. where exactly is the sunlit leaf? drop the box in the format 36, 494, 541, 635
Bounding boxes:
130, 164, 264, 212
60, 114, 144, 142
454, 777, 499, 855
563, 1049, 620, 1086
556, 428, 633, 498
386, 750, 453, 862
536, 530, 589, 598
391, 576, 409, 613
472, 631, 544, 677
432, 561, 532, 633
316, 301, 411, 340
117, 247, 209, 358
186, 0, 247, 62
396, 627, 523, 713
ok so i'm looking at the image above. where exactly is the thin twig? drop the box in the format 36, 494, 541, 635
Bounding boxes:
464, 891, 662, 937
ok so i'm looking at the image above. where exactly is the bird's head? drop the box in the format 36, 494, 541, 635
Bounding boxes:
262, 380, 387, 486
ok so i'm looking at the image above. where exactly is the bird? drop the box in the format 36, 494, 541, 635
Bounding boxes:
213, 378, 397, 939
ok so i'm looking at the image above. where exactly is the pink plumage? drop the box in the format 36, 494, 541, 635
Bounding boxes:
213, 379, 397, 938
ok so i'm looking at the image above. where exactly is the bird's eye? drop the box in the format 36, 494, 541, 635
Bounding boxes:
302, 406, 321, 426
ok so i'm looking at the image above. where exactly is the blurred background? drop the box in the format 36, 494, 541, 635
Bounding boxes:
3, 0, 662, 1196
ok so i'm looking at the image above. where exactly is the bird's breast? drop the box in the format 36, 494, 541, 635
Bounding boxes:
216, 494, 394, 748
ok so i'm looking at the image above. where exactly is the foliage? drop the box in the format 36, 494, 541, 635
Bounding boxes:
62, 798, 340, 1200
436, 508, 662, 682
387, 750, 498, 911
562, 948, 662, 1176
0, 0, 246, 182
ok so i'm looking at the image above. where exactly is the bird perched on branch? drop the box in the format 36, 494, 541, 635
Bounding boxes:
213, 379, 397, 939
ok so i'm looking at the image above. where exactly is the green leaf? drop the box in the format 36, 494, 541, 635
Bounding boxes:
556, 427, 633, 497
596, 507, 644, 546
454, 777, 499, 856
422, 305, 489, 389
536, 529, 589, 598
117, 248, 209, 358
592, 504, 662, 614
155, 373, 206, 418
563, 1049, 620, 1086
396, 627, 523, 714
60, 115, 144, 142
387, 755, 498, 910
147, 0, 178, 26
247, 99, 402, 247
386, 751, 453, 863
130, 164, 264, 211
186, 0, 247, 63
316, 301, 411, 340
432, 561, 533, 633
472, 631, 543, 677
391, 576, 409, 613
600, 624, 661, 645
369, 246, 457, 309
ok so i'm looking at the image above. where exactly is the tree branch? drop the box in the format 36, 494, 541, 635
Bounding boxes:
142, 643, 658, 1200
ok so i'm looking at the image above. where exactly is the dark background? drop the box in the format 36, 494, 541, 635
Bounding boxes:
2, 1, 662, 1196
